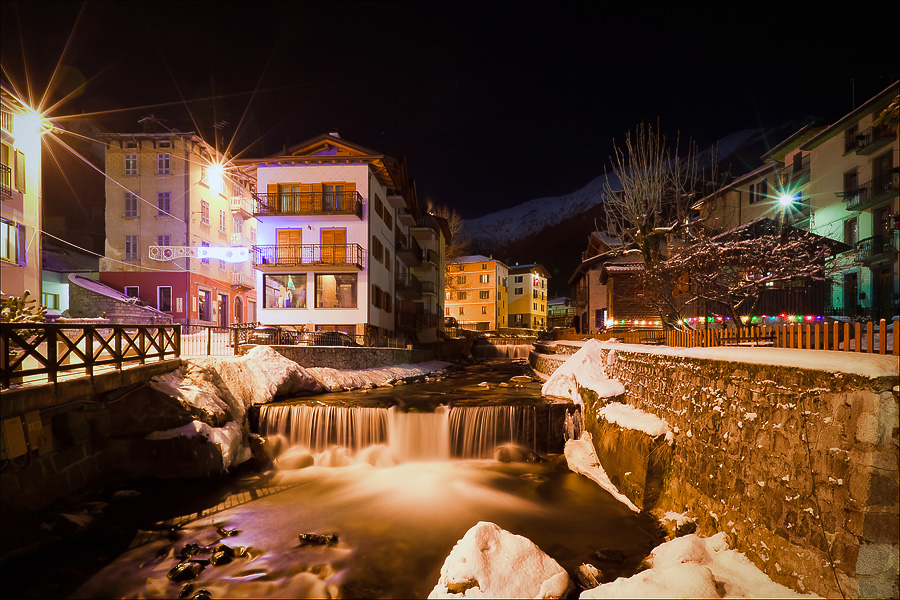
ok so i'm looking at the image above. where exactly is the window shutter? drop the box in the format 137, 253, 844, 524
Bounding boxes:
15, 150, 25, 192
17, 223, 26, 265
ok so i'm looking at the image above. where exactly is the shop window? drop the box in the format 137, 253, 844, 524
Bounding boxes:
263, 274, 307, 308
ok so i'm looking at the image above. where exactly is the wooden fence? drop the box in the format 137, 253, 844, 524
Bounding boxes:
559, 319, 898, 356
1, 323, 181, 388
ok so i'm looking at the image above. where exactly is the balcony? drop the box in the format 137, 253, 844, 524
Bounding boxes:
231, 270, 254, 289
230, 196, 255, 219
397, 309, 439, 331
253, 243, 364, 269
844, 173, 900, 211
856, 232, 899, 263
423, 248, 439, 265
421, 280, 436, 295
253, 191, 363, 219
395, 272, 423, 300
1, 163, 11, 199
395, 233, 423, 267
397, 207, 416, 227
230, 233, 248, 247
855, 124, 895, 155
778, 155, 810, 187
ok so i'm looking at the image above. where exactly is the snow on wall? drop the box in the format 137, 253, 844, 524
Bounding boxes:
541, 339, 625, 404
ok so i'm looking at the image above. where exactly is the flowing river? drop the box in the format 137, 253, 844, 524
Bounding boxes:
15, 360, 663, 599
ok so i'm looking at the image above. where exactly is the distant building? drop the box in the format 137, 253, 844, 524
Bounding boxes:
98, 131, 258, 326
1, 80, 45, 302
568, 231, 620, 333
507, 263, 549, 330
236, 133, 448, 344
445, 255, 509, 331
546, 296, 576, 330
41, 236, 100, 316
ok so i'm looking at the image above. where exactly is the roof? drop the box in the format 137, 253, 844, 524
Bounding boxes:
711, 216, 852, 254
42, 238, 100, 273
691, 162, 778, 209
760, 123, 827, 162
508, 263, 550, 278
801, 81, 899, 150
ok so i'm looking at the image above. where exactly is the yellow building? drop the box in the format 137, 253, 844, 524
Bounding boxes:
99, 131, 258, 326
445, 255, 508, 330
507, 263, 549, 330
1, 80, 45, 303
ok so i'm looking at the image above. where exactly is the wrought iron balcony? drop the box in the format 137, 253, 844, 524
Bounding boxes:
778, 155, 810, 187
855, 124, 895, 155
395, 271, 423, 300
252, 243, 364, 269
856, 232, 899, 262
395, 233, 423, 267
252, 191, 363, 218
844, 173, 900, 211
1, 163, 12, 199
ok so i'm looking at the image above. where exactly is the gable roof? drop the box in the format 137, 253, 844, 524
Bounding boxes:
801, 81, 899, 150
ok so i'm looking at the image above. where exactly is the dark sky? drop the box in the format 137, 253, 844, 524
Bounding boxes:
3, 1, 899, 222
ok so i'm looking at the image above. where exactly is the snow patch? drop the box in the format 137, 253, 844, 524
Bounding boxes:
564, 432, 639, 512
541, 339, 625, 405
596, 402, 674, 444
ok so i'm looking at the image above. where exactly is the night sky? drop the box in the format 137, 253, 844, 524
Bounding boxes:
3, 1, 899, 226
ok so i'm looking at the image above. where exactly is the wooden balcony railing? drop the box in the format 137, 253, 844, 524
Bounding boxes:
253, 191, 363, 218
252, 243, 364, 269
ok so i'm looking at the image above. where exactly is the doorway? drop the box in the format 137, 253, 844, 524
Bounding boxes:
234, 296, 243, 324
219, 294, 228, 328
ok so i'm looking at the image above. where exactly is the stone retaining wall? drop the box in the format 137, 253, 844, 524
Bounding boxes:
239, 344, 434, 370
584, 346, 898, 599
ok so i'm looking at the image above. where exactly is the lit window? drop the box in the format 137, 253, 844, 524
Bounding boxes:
480, 290, 489, 299
124, 154, 138, 176
479, 274, 489, 284
315, 273, 357, 308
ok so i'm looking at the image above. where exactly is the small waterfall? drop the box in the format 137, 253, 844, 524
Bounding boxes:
448, 405, 537, 458
388, 406, 450, 462
259, 405, 388, 452
472, 344, 533, 359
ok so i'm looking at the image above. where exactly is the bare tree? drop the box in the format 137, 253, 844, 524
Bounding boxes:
602, 121, 705, 328
428, 204, 469, 264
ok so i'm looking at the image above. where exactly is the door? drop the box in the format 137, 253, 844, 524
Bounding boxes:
321, 228, 346, 264
234, 296, 243, 323
873, 152, 893, 192
844, 272, 858, 315
276, 228, 301, 265
219, 294, 228, 328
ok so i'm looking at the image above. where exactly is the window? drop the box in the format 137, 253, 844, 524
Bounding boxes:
201, 241, 210, 265
158, 286, 173, 312
124, 192, 138, 217
844, 125, 858, 153
124, 286, 139, 298
757, 179, 768, 203
479, 274, 489, 284
157, 140, 171, 149
198, 289, 211, 320
482, 264, 487, 270
457, 264, 464, 271
457, 275, 466, 285
315, 273, 357, 308
157, 234, 170, 246
446, 307, 450, 315
372, 235, 384, 263
157, 192, 171, 216
515, 275, 523, 283
42, 293, 59, 310
219, 209, 227, 233
534, 302, 538, 310
219, 259, 226, 271
374, 195, 384, 219
124, 153, 138, 176
458, 291, 467, 300
201, 200, 210, 225
459, 307, 464, 315
533, 289, 539, 298
843, 169, 859, 196
844, 218, 858, 247
480, 290, 489, 299
384, 210, 392, 232
233, 216, 243, 237
157, 152, 170, 175
384, 248, 391, 272
125, 235, 139, 261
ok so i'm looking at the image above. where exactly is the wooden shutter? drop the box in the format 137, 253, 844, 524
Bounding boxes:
15, 150, 25, 192
266, 184, 277, 212
17, 223, 27, 265
276, 228, 301, 264
321, 228, 346, 264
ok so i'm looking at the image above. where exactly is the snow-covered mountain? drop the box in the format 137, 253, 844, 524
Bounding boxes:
464, 128, 772, 246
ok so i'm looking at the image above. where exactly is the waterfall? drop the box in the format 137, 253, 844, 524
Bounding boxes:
448, 405, 537, 458
472, 344, 533, 359
388, 406, 450, 461
259, 405, 388, 452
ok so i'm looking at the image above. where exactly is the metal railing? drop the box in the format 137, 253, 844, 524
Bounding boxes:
253, 243, 364, 268
855, 124, 895, 153
253, 191, 363, 218
1, 323, 180, 388
856, 232, 900, 261
1, 163, 12, 198
845, 173, 900, 210
395, 233, 423, 265
395, 271, 423, 298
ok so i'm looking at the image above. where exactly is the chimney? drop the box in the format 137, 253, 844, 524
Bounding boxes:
329, 129, 341, 138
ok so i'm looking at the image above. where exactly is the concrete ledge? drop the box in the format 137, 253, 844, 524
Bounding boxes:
239, 344, 434, 370
0, 359, 183, 419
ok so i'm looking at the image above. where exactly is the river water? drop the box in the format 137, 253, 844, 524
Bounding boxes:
17, 360, 663, 599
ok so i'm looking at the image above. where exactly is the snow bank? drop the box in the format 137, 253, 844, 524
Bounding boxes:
564, 432, 639, 512
596, 403, 674, 444
581, 533, 819, 599
541, 339, 625, 405
429, 521, 570, 599
145, 420, 250, 469
306, 360, 452, 391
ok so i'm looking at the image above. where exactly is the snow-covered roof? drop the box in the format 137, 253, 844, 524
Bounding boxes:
450, 254, 506, 265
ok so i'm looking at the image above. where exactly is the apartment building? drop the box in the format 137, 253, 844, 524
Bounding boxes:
1, 80, 44, 301
236, 132, 445, 343
507, 263, 549, 330
445, 255, 508, 330
98, 131, 258, 326
802, 82, 898, 319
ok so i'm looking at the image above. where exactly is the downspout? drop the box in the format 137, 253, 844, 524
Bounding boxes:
184, 137, 191, 324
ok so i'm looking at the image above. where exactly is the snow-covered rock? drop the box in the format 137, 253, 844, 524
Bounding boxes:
145, 420, 250, 469
541, 339, 624, 405
306, 360, 452, 392
580, 533, 820, 599
565, 432, 638, 512
429, 521, 571, 599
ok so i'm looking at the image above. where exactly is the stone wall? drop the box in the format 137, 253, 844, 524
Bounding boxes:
68, 280, 174, 324
239, 344, 434, 370
585, 347, 899, 599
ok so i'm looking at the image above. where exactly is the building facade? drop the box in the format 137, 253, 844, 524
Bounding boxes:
237, 133, 444, 343
1, 81, 44, 302
507, 263, 549, 330
445, 255, 508, 331
99, 131, 258, 326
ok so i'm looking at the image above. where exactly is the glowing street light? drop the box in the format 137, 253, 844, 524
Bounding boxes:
208, 161, 225, 195
778, 193, 795, 207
